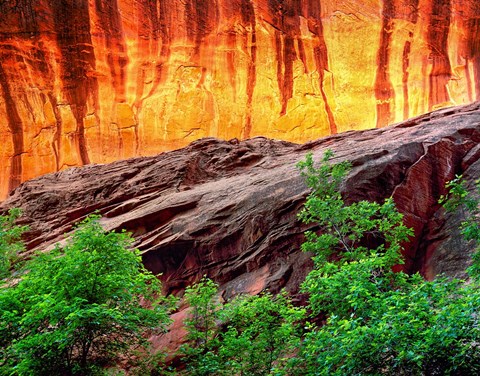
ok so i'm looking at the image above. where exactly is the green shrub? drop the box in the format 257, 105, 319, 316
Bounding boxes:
294, 152, 480, 375
0, 208, 28, 279
440, 175, 480, 278
181, 279, 305, 375
0, 215, 175, 375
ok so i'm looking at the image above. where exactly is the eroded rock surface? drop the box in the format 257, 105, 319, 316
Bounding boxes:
1, 103, 479, 296
1, 0, 480, 198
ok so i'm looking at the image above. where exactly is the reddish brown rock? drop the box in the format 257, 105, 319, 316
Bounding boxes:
1, 0, 480, 198
1, 103, 479, 297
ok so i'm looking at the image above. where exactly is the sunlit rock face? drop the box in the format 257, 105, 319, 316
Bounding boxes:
0, 0, 479, 198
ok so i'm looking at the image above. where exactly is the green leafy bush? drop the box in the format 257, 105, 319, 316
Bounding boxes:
440, 175, 480, 278
180, 154, 480, 376
294, 152, 480, 376
216, 291, 305, 375
0, 208, 28, 279
298, 152, 413, 318
0, 215, 175, 375
181, 277, 222, 376
181, 278, 305, 375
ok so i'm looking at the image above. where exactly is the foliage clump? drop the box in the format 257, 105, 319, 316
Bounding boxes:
180, 277, 305, 375
440, 175, 480, 278
0, 208, 28, 279
0, 215, 174, 375
293, 152, 480, 376
297, 151, 413, 317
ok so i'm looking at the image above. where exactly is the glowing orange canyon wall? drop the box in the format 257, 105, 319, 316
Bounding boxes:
0, 0, 479, 198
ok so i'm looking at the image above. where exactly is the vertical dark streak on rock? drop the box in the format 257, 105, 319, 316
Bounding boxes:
279, 1, 299, 117
241, 0, 257, 139
48, 94, 63, 171
281, 35, 295, 116
51, 0, 98, 165
226, 31, 237, 99
464, 3, 480, 100
399, 0, 419, 121
76, 122, 90, 167
146, 0, 172, 98
93, 0, 128, 102
305, 0, 337, 134
244, 32, 257, 139
402, 37, 412, 120
268, 0, 296, 117
427, 0, 452, 110
374, 0, 395, 128
185, 0, 219, 60
318, 80, 336, 132
274, 29, 285, 110
0, 63, 24, 192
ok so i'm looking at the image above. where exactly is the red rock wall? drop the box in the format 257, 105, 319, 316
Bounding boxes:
0, 0, 479, 198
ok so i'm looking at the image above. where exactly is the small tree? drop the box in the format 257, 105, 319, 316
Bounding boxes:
0, 215, 175, 375
295, 152, 480, 375
181, 277, 222, 376
0, 208, 28, 279
297, 151, 413, 318
181, 279, 305, 376
440, 175, 480, 278
217, 292, 305, 375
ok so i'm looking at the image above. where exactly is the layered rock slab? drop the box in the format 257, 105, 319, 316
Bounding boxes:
1, 0, 480, 198
1, 103, 480, 295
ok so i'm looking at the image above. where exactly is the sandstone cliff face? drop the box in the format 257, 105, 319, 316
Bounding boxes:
2, 103, 479, 296
0, 0, 479, 198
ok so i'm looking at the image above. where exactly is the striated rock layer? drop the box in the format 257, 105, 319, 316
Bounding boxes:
1, 103, 479, 297
1, 0, 480, 198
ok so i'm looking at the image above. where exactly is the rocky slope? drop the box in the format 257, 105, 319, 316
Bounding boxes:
1, 103, 479, 298
1, 0, 479, 198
